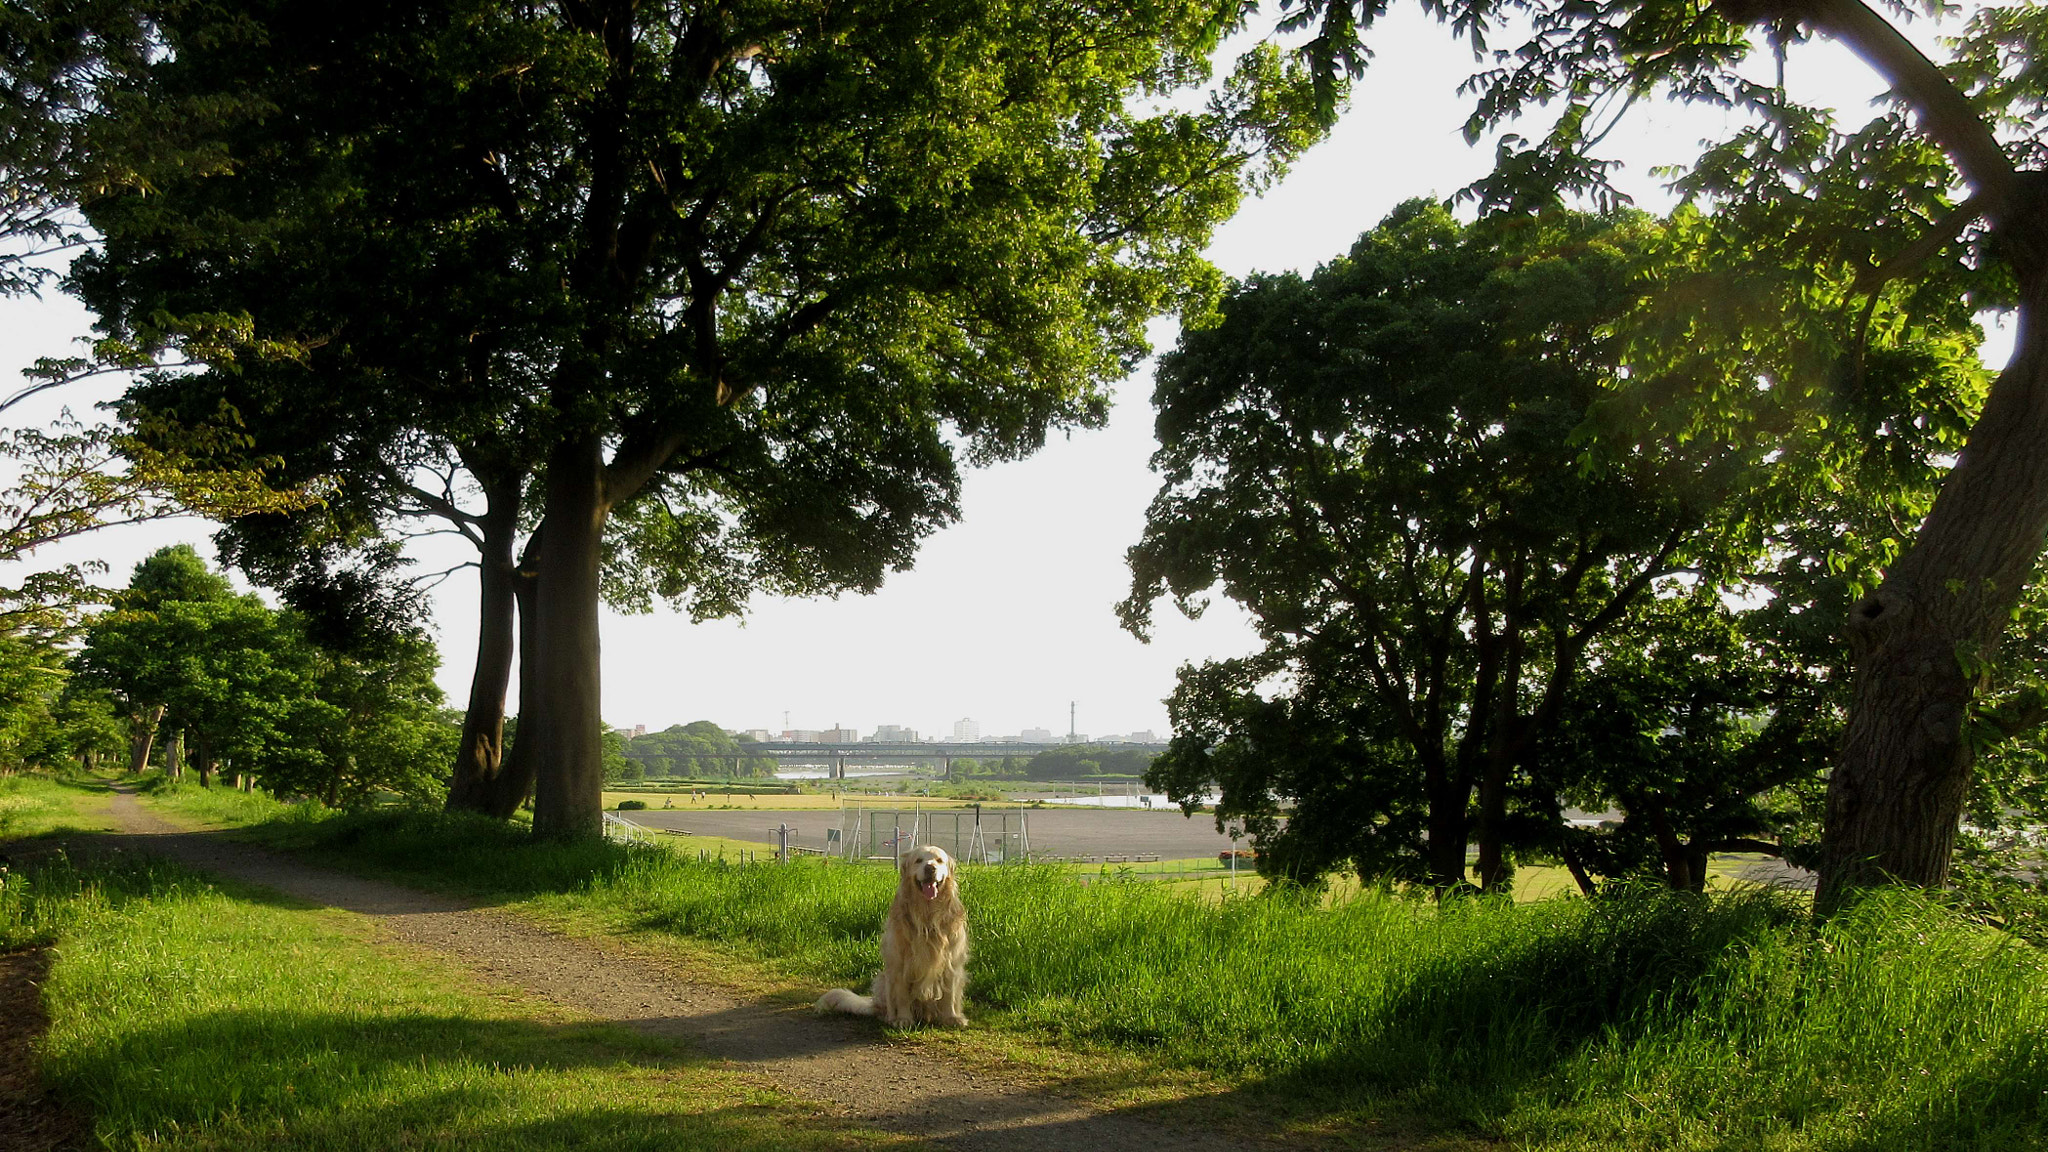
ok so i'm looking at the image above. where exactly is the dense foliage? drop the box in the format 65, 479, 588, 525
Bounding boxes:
620, 721, 776, 780
1281, 0, 2048, 904
71, 545, 456, 803
72, 0, 1328, 838
1125, 203, 1990, 892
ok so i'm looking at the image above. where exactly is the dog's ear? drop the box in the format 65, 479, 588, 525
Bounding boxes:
898, 849, 916, 872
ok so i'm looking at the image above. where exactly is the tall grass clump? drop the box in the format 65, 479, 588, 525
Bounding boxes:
1526, 888, 2048, 1150
0, 847, 199, 950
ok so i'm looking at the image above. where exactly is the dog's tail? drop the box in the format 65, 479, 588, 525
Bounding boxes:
815, 987, 875, 1016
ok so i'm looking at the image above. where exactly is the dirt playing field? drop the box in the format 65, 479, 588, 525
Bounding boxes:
76, 792, 1279, 1152
626, 805, 1246, 859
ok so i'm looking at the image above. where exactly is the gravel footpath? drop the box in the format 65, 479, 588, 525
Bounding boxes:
100, 792, 1267, 1152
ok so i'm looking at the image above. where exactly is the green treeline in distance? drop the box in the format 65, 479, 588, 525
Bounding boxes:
944, 745, 1158, 781
614, 721, 778, 781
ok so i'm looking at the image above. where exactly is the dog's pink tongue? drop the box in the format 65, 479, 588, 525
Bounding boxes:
920, 879, 939, 900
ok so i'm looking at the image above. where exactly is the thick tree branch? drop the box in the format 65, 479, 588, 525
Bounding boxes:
1766, 0, 2018, 206
1854, 193, 1988, 295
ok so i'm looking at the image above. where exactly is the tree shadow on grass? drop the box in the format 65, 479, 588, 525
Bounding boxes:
980, 889, 1809, 1146
50, 1006, 904, 1151
1025, 886, 2048, 1150
244, 807, 650, 902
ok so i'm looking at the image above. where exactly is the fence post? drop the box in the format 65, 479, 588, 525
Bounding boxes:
778, 823, 789, 863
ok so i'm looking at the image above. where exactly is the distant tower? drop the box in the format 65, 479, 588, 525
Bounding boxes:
1069, 700, 1076, 740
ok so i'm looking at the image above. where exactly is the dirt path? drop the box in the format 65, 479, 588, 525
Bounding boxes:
98, 792, 1267, 1152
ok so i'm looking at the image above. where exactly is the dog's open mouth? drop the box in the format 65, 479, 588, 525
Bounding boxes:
919, 878, 940, 900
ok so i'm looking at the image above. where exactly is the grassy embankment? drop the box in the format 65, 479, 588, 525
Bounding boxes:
141, 778, 2048, 1151
1, 774, 922, 1151
0, 770, 120, 837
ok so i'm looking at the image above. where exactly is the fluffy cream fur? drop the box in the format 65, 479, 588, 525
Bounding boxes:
815, 845, 969, 1028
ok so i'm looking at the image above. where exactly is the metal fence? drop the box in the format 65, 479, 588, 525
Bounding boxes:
828, 802, 1031, 864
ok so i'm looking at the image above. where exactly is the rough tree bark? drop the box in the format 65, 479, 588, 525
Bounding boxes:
127, 703, 164, 773
1819, 270, 2048, 908
445, 473, 531, 818
524, 434, 613, 841
1716, 0, 2048, 910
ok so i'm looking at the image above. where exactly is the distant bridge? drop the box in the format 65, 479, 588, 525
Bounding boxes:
746, 740, 1169, 778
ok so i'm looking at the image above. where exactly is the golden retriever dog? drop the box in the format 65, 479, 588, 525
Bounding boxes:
816, 845, 969, 1028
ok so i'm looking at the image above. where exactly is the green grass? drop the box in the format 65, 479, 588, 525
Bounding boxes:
0, 770, 117, 837
136, 770, 329, 825
1, 846, 919, 1151
164, 801, 2048, 1150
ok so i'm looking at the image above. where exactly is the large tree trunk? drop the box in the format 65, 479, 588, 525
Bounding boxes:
1473, 560, 1526, 892
165, 729, 183, 779
193, 734, 214, 788
526, 434, 612, 841
1423, 763, 1474, 891
1817, 272, 2048, 911
128, 703, 164, 773
446, 474, 530, 818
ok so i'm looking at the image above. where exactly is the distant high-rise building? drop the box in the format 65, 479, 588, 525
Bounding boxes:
820, 725, 858, 743
1127, 730, 1158, 743
741, 729, 772, 743
952, 717, 981, 742
870, 724, 919, 743
1019, 726, 1052, 742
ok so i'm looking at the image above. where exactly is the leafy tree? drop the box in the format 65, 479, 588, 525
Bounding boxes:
76, 544, 457, 799
0, 0, 148, 298
76, 0, 1327, 840
601, 729, 638, 784
0, 629, 65, 769
43, 681, 125, 770
1123, 203, 1979, 890
265, 626, 458, 807
624, 721, 774, 779
72, 544, 233, 772
0, 6, 307, 642
1283, 0, 2048, 907
86, 592, 301, 786
1541, 593, 1836, 892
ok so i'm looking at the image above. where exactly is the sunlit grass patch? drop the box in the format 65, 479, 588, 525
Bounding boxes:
135, 771, 315, 827
0, 771, 118, 838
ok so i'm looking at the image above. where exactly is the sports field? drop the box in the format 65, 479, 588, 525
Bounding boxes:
624, 804, 1244, 859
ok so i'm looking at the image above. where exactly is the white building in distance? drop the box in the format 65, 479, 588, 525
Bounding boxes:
952, 717, 981, 742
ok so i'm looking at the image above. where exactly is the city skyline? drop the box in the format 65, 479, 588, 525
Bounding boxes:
653, 717, 1161, 746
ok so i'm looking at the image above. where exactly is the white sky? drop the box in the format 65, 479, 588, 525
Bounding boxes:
0, 5, 1985, 740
